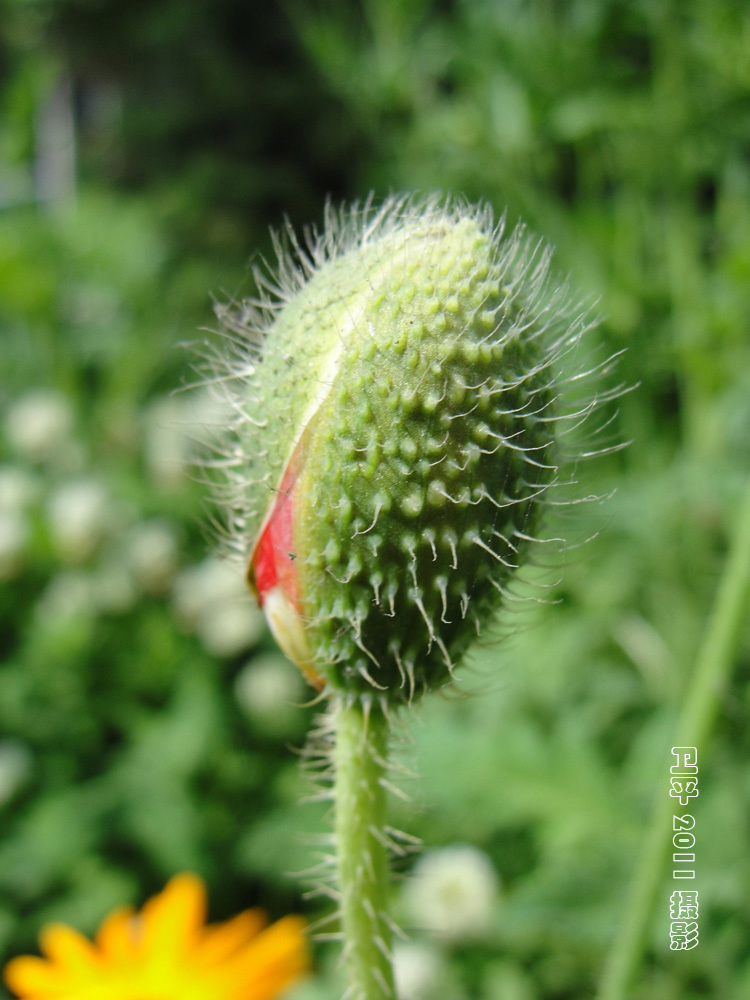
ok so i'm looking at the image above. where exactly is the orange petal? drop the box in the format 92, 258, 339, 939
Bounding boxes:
4, 954, 69, 997
195, 909, 268, 968
220, 916, 310, 1000
140, 873, 207, 959
38, 924, 100, 976
94, 907, 137, 963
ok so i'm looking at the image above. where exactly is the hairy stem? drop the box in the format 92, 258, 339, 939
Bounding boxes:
333, 699, 395, 1000
598, 474, 750, 1000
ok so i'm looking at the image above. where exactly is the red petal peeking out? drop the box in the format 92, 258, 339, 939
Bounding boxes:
252, 484, 299, 608
247, 452, 324, 690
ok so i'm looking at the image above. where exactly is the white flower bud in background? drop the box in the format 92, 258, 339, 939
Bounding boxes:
402, 844, 500, 942
234, 652, 307, 737
0, 741, 32, 808
126, 518, 180, 594
144, 391, 234, 492
0, 466, 40, 512
4, 389, 74, 463
143, 396, 193, 492
46, 479, 112, 563
197, 597, 266, 659
172, 556, 266, 657
0, 509, 29, 581
0, 467, 39, 578
36, 571, 97, 622
392, 943, 446, 1000
37, 565, 136, 620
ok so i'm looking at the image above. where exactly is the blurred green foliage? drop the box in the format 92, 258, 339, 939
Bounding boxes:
1, 1, 749, 998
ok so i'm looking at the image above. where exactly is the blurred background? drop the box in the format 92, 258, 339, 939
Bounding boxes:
1, 1, 749, 998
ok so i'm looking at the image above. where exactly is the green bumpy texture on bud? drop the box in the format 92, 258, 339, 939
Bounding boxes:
213, 196, 585, 705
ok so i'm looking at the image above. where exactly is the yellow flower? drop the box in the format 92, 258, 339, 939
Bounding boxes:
4, 873, 310, 1000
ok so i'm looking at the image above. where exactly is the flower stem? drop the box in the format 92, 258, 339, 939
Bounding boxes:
333, 698, 396, 1000
597, 473, 750, 1000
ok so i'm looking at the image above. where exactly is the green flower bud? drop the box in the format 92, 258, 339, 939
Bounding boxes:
207, 196, 602, 705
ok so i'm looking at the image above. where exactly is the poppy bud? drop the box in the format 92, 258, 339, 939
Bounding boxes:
210, 196, 595, 705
